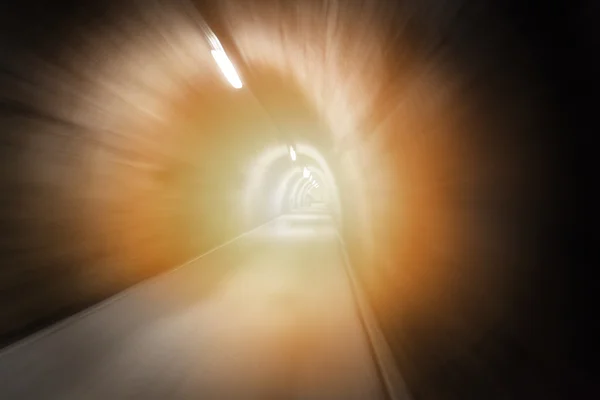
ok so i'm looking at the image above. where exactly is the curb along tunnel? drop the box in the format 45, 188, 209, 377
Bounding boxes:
0, 0, 588, 399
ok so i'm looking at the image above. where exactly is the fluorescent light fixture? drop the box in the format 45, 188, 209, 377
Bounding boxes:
303, 167, 310, 178
211, 49, 243, 89
289, 146, 296, 161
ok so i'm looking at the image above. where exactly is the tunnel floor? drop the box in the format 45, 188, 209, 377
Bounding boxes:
0, 210, 387, 400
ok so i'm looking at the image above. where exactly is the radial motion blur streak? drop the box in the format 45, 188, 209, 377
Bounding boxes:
0, 0, 592, 399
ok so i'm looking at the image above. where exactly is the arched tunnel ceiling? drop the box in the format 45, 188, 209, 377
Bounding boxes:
0, 0, 575, 397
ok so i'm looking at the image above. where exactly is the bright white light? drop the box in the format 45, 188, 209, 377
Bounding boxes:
303, 167, 310, 178
289, 146, 296, 161
211, 49, 243, 89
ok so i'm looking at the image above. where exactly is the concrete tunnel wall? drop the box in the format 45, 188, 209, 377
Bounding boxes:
0, 0, 345, 343
0, 0, 564, 398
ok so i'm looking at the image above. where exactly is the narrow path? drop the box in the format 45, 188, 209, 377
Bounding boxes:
0, 211, 386, 399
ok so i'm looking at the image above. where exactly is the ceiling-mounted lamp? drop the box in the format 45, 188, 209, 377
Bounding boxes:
303, 167, 310, 178
211, 49, 243, 89
209, 34, 243, 89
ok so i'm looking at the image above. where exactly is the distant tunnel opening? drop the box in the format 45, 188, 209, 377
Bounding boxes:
0, 0, 563, 398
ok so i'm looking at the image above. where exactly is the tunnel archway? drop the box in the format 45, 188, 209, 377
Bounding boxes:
241, 140, 341, 226
0, 0, 566, 398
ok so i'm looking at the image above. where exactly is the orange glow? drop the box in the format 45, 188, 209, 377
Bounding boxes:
0, 2, 551, 398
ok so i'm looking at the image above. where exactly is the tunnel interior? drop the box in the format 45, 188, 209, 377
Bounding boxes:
0, 0, 585, 398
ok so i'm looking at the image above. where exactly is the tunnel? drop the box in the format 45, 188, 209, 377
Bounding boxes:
0, 0, 591, 399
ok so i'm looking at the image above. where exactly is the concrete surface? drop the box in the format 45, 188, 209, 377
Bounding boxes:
0, 210, 387, 399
